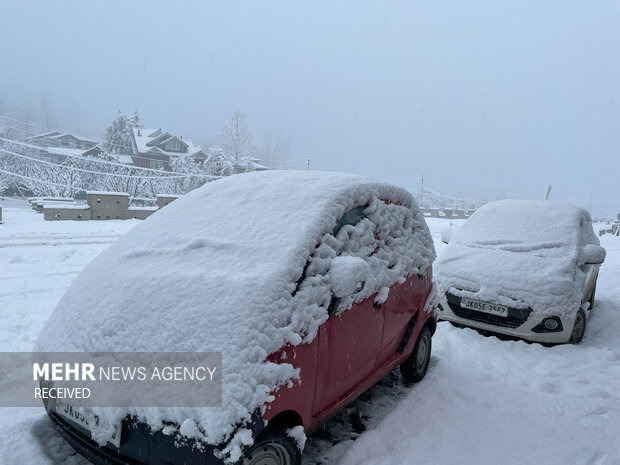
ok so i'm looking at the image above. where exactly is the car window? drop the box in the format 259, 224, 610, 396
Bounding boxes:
333, 206, 367, 236
291, 198, 432, 319
292, 206, 370, 296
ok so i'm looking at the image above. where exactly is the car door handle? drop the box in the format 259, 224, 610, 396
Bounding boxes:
373, 301, 382, 311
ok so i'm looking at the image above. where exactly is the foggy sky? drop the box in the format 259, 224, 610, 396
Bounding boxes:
1, 0, 618, 215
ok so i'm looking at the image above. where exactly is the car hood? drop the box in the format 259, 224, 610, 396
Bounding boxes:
435, 240, 587, 316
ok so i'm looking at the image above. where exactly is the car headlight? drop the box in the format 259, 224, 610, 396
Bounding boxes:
544, 319, 559, 330
532, 316, 564, 333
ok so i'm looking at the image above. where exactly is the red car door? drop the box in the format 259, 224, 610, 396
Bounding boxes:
312, 293, 384, 417
311, 205, 386, 416
375, 270, 431, 365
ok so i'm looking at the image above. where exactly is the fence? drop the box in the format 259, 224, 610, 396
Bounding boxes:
39, 192, 179, 221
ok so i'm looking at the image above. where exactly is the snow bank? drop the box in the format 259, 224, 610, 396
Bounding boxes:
435, 199, 602, 317
35, 170, 434, 459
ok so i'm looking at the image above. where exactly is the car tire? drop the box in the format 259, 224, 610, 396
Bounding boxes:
242, 426, 302, 465
569, 309, 587, 344
400, 326, 432, 383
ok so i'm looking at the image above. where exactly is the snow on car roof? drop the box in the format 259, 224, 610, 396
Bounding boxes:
36, 170, 433, 457
436, 199, 599, 316
452, 199, 588, 247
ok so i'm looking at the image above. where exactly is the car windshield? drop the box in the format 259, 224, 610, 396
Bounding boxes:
454, 200, 583, 250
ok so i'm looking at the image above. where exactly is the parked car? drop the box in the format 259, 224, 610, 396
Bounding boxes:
435, 199, 605, 344
36, 171, 438, 465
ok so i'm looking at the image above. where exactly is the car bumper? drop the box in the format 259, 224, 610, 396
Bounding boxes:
438, 293, 575, 344
46, 404, 264, 465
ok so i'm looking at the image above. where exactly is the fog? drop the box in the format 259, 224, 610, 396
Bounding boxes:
1, 0, 618, 214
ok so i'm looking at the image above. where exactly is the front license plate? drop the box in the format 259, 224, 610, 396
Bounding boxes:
460, 297, 508, 317
56, 402, 121, 448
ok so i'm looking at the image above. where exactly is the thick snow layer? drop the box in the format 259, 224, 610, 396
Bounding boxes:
435, 199, 602, 316
34, 171, 434, 456
328, 256, 370, 298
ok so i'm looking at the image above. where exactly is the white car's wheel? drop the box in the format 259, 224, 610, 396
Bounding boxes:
569, 309, 587, 344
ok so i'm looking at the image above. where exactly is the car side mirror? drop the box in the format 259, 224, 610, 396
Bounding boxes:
582, 244, 606, 265
329, 256, 370, 298
441, 227, 455, 245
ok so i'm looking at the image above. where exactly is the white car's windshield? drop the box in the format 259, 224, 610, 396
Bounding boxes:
454, 200, 583, 251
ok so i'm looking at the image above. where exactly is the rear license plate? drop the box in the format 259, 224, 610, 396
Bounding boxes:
460, 297, 508, 317
56, 402, 121, 448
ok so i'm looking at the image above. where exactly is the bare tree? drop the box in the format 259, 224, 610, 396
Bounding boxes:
221, 109, 253, 173
258, 129, 291, 169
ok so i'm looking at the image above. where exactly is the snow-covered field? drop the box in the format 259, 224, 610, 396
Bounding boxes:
1, 201, 619, 464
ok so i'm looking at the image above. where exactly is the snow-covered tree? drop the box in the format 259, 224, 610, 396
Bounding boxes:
103, 110, 140, 154
129, 109, 141, 129
169, 154, 211, 193
0, 169, 11, 194
204, 145, 234, 176
221, 109, 253, 173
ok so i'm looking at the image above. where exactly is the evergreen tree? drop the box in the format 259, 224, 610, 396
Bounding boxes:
204, 145, 234, 176
103, 110, 141, 155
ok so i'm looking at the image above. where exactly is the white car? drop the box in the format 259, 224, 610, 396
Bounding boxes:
435, 199, 605, 344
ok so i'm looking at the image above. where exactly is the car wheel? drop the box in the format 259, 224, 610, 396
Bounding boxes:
242, 427, 302, 465
400, 326, 432, 383
569, 309, 587, 344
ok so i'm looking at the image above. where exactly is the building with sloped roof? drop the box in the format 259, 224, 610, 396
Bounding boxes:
129, 127, 207, 171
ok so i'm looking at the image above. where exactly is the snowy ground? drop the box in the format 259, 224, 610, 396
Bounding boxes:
1, 201, 619, 464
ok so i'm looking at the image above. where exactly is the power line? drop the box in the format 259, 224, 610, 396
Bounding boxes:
0, 115, 53, 132
0, 168, 158, 203
0, 136, 218, 178
0, 117, 204, 162
0, 146, 214, 180
0, 121, 190, 164
0, 115, 301, 167
0, 167, 82, 189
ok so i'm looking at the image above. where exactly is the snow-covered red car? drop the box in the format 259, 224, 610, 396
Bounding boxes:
436, 199, 605, 344
36, 171, 438, 465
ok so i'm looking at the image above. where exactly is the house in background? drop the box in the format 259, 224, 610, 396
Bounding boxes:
27, 131, 99, 150
45, 145, 118, 164
130, 128, 207, 171
25, 131, 103, 164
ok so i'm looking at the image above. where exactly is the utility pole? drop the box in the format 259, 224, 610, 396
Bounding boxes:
421, 170, 424, 203
544, 185, 552, 201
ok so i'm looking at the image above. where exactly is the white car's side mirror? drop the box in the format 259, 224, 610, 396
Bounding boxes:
582, 244, 606, 265
441, 228, 455, 245
329, 256, 370, 298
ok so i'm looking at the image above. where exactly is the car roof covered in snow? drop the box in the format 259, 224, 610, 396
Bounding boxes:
451, 199, 593, 247
436, 199, 600, 316
36, 170, 433, 455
